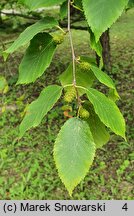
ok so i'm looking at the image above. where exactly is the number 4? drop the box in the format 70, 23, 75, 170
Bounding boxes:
122, 203, 128, 211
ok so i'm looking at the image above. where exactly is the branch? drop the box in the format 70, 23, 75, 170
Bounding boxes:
1, 11, 87, 30
67, 0, 81, 108
68, 0, 76, 85
0, 11, 39, 20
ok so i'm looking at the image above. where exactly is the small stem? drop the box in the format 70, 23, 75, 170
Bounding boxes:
70, 1, 83, 12
76, 89, 81, 107
76, 85, 87, 91
56, 25, 66, 34
63, 84, 73, 88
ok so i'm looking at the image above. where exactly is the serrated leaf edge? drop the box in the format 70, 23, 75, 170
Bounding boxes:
19, 85, 63, 138
53, 118, 96, 196
82, 0, 129, 42
17, 39, 57, 84
86, 88, 126, 140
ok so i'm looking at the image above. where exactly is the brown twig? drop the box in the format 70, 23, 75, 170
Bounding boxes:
67, 0, 81, 108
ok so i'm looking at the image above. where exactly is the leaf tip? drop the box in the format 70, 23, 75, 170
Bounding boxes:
63, 182, 75, 197
3, 51, 9, 61
68, 189, 73, 197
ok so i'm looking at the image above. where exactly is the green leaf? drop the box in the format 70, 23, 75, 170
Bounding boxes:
86, 88, 126, 139
83, 0, 129, 41
60, 1, 68, 20
54, 117, 96, 195
88, 29, 103, 69
87, 111, 110, 148
18, 33, 57, 84
108, 89, 120, 102
19, 85, 62, 137
90, 65, 116, 90
21, 0, 65, 10
3, 17, 58, 59
80, 56, 96, 65
59, 63, 95, 95
91, 66, 120, 101
89, 28, 102, 57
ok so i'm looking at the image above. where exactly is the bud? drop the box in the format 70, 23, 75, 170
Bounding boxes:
79, 107, 90, 119
53, 34, 64, 45
61, 105, 72, 112
64, 86, 76, 103
79, 61, 90, 72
